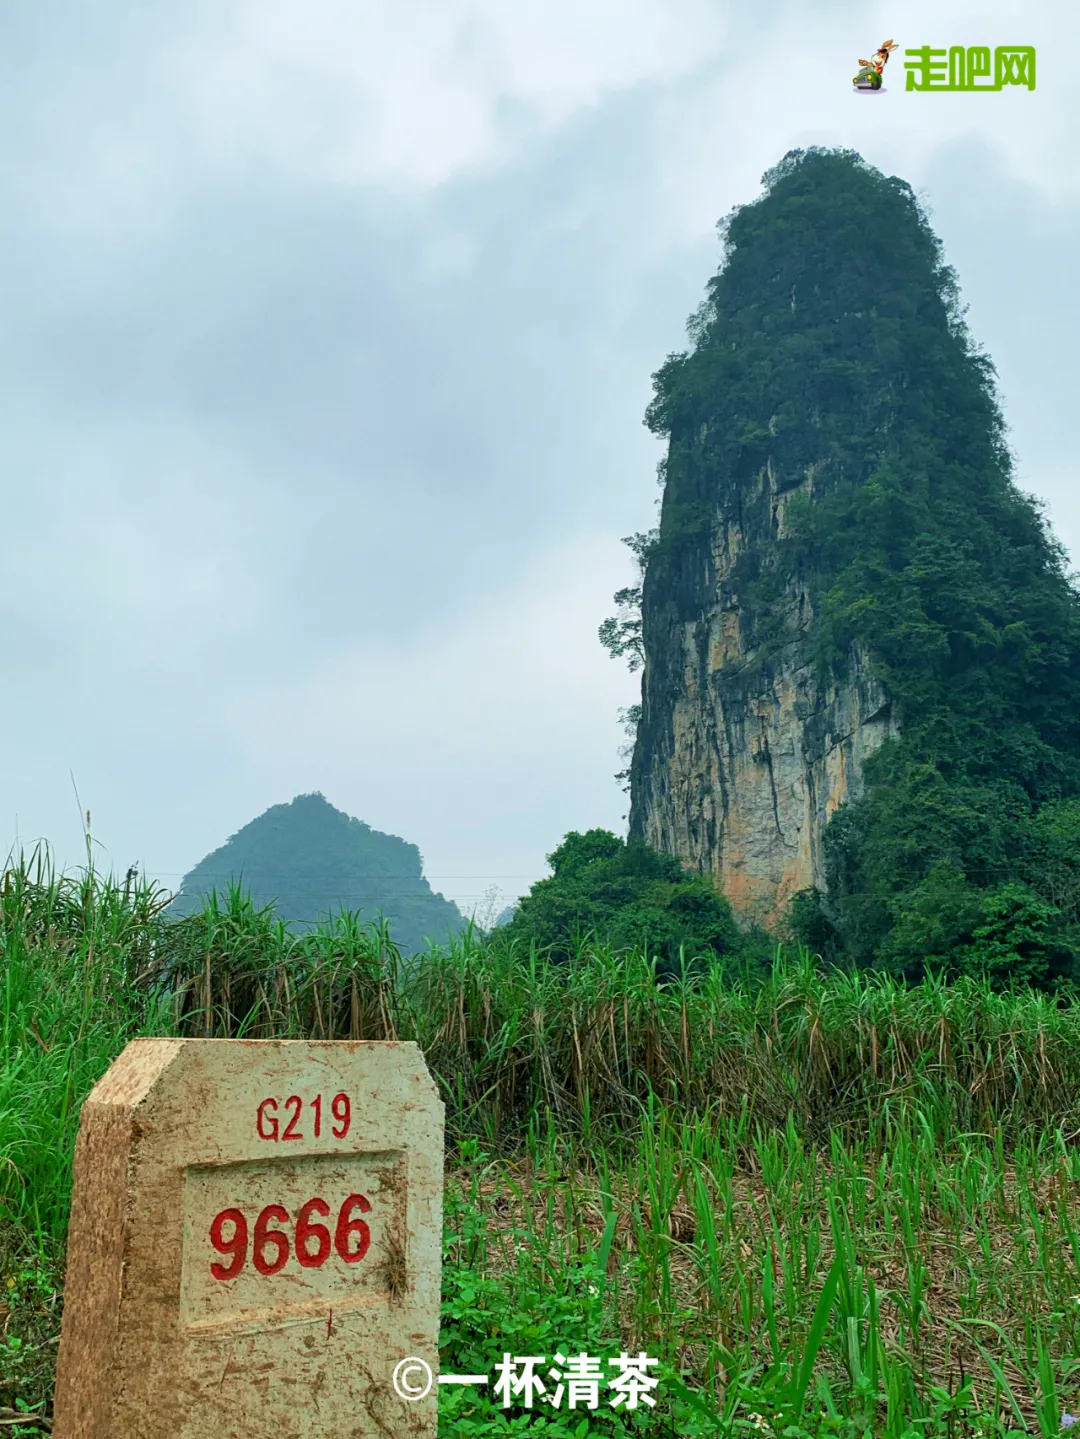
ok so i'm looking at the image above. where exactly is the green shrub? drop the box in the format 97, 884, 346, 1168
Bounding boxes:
501, 830, 750, 980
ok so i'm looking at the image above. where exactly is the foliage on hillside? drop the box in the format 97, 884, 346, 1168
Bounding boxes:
500, 828, 764, 978
168, 792, 464, 956
633, 146, 1080, 984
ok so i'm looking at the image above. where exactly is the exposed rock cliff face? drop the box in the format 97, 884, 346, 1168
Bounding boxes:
626, 146, 1080, 968
627, 148, 926, 929
630, 462, 900, 929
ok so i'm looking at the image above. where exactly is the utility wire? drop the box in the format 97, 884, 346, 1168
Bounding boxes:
144, 872, 541, 879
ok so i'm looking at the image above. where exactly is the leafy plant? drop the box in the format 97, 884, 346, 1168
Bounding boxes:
499, 829, 751, 980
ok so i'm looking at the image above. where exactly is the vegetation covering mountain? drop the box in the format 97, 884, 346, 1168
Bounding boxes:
615, 146, 1080, 985
168, 792, 464, 954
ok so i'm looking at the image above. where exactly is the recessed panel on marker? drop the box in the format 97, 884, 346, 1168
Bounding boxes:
180, 1150, 406, 1331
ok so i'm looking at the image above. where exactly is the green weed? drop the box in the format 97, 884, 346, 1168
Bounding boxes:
4, 853, 1080, 1435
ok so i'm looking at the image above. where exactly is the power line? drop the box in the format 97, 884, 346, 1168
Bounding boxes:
166, 886, 511, 897
144, 872, 540, 880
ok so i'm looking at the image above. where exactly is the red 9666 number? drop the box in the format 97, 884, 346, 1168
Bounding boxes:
208, 1194, 371, 1280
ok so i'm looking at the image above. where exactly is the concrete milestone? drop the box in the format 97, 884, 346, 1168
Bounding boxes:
53, 1038, 444, 1439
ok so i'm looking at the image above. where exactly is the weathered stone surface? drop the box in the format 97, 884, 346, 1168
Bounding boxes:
630, 465, 900, 929
53, 1039, 443, 1439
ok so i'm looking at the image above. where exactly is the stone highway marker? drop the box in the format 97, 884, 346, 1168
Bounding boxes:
53, 1039, 444, 1439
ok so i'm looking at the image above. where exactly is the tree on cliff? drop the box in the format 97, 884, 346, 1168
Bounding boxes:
598, 530, 658, 673
167, 792, 464, 956
626, 146, 1080, 986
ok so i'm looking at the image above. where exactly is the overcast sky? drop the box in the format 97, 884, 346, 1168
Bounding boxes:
2, 0, 1075, 919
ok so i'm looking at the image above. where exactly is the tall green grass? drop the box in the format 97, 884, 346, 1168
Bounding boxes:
439, 1117, 1080, 1435
160, 876, 1080, 1149
5, 850, 1080, 1435
0, 848, 173, 1249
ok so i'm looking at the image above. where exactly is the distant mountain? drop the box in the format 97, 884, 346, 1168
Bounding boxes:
167, 793, 465, 955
